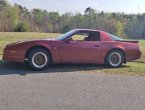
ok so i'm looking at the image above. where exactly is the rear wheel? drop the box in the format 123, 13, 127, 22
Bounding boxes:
105, 50, 124, 68
27, 48, 51, 71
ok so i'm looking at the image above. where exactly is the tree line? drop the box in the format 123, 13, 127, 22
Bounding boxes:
0, 0, 145, 39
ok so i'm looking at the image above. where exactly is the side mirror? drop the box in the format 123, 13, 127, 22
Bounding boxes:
64, 39, 70, 43
64, 38, 72, 43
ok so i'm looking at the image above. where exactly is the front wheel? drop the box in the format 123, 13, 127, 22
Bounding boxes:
27, 48, 51, 71
105, 50, 124, 68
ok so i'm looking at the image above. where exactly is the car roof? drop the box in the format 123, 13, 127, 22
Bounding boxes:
72, 29, 104, 33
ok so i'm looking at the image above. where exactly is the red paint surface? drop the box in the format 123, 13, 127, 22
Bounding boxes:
2, 29, 141, 65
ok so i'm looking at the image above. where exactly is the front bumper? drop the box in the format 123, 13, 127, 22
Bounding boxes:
2, 47, 25, 63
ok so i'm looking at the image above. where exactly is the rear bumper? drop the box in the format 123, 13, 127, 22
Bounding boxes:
126, 51, 142, 61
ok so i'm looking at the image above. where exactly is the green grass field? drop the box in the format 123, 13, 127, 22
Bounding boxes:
0, 32, 145, 76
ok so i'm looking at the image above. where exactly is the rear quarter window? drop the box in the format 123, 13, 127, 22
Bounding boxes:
109, 33, 123, 41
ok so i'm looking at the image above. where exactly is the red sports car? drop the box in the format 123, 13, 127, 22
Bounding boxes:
3, 29, 141, 70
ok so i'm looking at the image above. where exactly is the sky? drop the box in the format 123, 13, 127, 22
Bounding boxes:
8, 0, 145, 14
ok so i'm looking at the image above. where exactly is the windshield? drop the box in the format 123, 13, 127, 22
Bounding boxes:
109, 33, 123, 41
56, 30, 76, 40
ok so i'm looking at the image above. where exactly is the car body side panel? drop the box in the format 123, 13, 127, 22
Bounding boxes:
59, 41, 80, 62
95, 41, 126, 64
59, 41, 102, 63
100, 31, 113, 41
124, 43, 141, 61
3, 42, 29, 62
100, 41, 141, 62
3, 40, 62, 63
3, 41, 140, 64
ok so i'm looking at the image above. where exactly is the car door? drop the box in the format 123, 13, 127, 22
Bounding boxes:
59, 31, 101, 63
59, 40, 81, 62
76, 41, 101, 63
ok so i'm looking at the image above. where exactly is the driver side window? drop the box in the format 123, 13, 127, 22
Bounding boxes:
69, 31, 100, 41
71, 32, 89, 41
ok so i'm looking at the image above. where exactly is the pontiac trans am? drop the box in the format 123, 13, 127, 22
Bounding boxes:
2, 29, 141, 70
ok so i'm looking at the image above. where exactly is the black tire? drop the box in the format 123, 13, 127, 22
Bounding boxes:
105, 50, 124, 68
27, 48, 51, 71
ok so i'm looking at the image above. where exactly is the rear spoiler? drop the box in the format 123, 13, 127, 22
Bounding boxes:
116, 40, 139, 43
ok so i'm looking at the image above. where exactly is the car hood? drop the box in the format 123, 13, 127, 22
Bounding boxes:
6, 38, 56, 47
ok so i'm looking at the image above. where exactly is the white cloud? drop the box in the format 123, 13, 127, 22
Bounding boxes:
26, 0, 35, 2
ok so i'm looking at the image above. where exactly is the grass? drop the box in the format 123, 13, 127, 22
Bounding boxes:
101, 62, 145, 76
0, 32, 145, 76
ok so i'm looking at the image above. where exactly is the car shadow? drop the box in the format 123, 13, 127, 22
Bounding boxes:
0, 60, 129, 76
135, 61, 145, 64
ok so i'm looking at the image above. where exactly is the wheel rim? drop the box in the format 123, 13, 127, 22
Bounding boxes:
109, 52, 122, 67
32, 52, 48, 68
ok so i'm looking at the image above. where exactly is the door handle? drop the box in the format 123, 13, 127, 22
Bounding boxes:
94, 45, 99, 47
